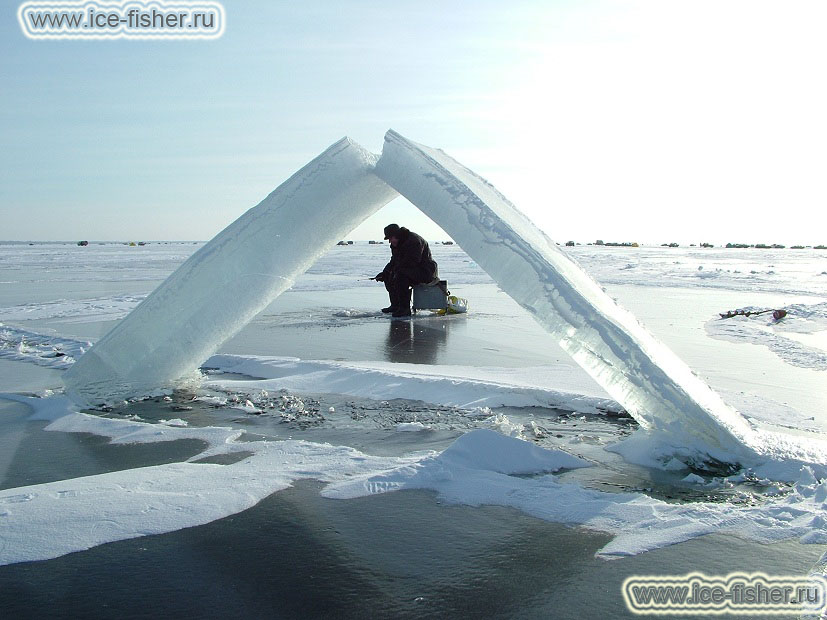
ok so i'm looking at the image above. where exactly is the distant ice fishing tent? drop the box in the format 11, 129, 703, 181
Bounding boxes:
64, 130, 759, 463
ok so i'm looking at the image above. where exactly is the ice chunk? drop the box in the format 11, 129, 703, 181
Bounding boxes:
395, 422, 430, 432
63, 138, 398, 402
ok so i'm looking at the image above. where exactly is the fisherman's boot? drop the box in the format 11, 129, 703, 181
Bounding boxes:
382, 280, 399, 313
392, 286, 412, 318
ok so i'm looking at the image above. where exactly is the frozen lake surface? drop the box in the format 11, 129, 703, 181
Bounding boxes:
1, 241, 826, 617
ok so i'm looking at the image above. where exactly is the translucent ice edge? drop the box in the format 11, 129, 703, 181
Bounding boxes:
62, 137, 399, 403
203, 353, 619, 414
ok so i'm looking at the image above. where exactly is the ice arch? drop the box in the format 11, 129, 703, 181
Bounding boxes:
64, 130, 757, 462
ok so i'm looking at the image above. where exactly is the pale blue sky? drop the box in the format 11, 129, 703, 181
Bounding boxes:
2, 1, 826, 244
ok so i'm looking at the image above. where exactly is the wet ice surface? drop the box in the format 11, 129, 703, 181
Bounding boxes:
0, 476, 821, 620
97, 384, 630, 459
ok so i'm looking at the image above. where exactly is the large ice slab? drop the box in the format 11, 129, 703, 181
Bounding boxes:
64, 138, 398, 402
374, 130, 758, 462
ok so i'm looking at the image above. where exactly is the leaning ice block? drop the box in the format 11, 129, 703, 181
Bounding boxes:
374, 129, 757, 462
64, 138, 398, 402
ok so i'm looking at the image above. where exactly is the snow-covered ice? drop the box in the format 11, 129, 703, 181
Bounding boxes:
706, 301, 827, 369
0, 324, 88, 368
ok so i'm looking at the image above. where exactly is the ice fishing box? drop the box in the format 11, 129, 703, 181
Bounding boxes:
412, 280, 448, 311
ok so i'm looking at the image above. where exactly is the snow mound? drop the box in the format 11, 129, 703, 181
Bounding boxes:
395, 422, 431, 432
323, 429, 591, 503
332, 308, 381, 318
437, 428, 591, 474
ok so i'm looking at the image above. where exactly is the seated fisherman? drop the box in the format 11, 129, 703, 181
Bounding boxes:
374, 224, 438, 317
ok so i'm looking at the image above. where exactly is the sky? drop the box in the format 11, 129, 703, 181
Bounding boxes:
1, 0, 826, 245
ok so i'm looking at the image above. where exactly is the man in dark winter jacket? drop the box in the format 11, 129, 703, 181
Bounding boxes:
374, 224, 438, 317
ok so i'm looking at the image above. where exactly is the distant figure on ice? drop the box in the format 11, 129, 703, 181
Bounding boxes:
374, 224, 438, 317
